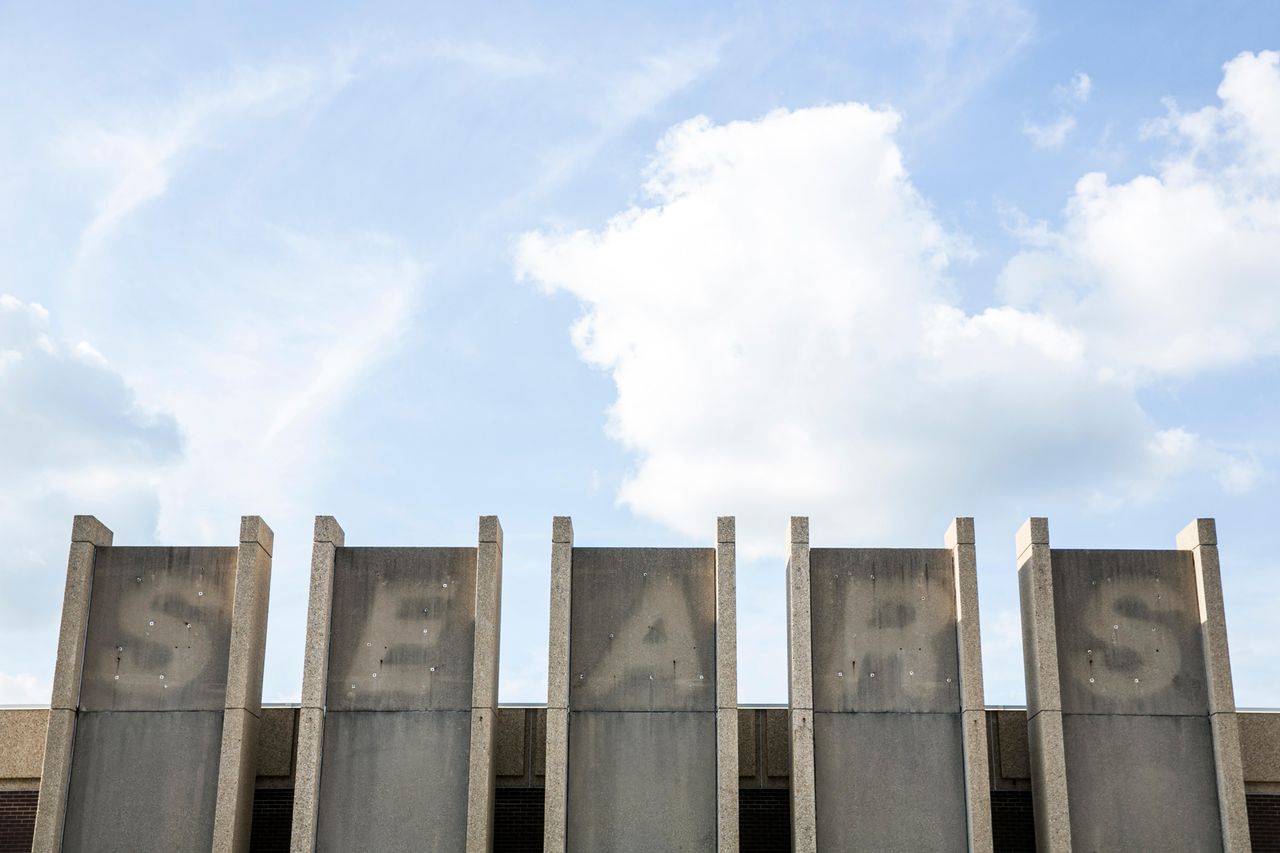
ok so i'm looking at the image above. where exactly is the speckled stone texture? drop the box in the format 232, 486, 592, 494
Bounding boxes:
948, 518, 993, 853
788, 708, 817, 853
467, 516, 503, 853
785, 517, 816, 853
715, 517, 738, 853
1016, 518, 1072, 853
1179, 517, 1251, 852
213, 516, 274, 853
543, 516, 573, 853
291, 517, 343, 853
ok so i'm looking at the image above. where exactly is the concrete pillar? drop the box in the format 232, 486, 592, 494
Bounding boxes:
290, 516, 501, 852
1018, 516, 1247, 852
543, 516, 573, 853
946, 518, 993, 853
290, 516, 345, 853
1015, 517, 1071, 853
556, 522, 719, 851
785, 516, 817, 853
32, 515, 112, 853
714, 517, 738, 853
213, 516, 275, 853
1177, 518, 1251, 852
796, 518, 989, 850
466, 516, 503, 852
35, 515, 269, 853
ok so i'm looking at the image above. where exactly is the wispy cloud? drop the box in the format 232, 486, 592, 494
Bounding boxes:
1023, 70, 1092, 149
58, 55, 357, 253
1023, 113, 1077, 148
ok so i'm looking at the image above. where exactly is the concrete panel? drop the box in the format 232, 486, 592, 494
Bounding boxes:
569, 548, 716, 712
810, 549, 960, 713
566, 711, 716, 853
1061, 713, 1222, 851
316, 710, 472, 853
813, 711, 967, 852
1051, 550, 1208, 716
326, 547, 477, 712
0, 709, 47, 781
79, 546, 237, 712
1241, 712, 1280, 783
63, 710, 224, 852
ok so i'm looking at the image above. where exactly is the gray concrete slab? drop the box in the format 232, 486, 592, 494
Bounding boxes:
63, 710, 224, 852
316, 710, 472, 853
1061, 713, 1223, 851
569, 548, 716, 712
79, 546, 237, 712
1051, 549, 1208, 716
809, 548, 960, 713
326, 547, 477, 712
566, 711, 716, 853
813, 711, 967, 853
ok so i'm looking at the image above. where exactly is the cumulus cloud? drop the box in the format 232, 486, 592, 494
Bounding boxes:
1004, 50, 1280, 378
517, 99, 1256, 555
0, 295, 180, 480
0, 295, 179, 694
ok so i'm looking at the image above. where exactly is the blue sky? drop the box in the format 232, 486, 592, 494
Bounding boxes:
1, 1, 1278, 707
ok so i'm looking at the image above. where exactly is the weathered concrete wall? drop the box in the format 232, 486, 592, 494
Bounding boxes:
1018, 518, 1251, 852
314, 547, 477, 852
68, 545, 238, 853
564, 546, 719, 853
63, 710, 224, 850
807, 546, 972, 852
33, 516, 272, 853
296, 518, 502, 853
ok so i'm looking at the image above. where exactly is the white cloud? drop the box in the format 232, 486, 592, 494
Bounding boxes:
1004, 51, 1280, 378
57, 55, 356, 251
0, 295, 179, 693
1057, 71, 1092, 105
517, 102, 1248, 557
0, 672, 48, 705
1023, 113, 1077, 148
1023, 70, 1092, 149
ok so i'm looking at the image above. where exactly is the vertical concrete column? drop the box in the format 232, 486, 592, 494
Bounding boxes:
213, 516, 275, 853
1177, 518, 1252, 852
32, 516, 113, 853
945, 517, 993, 853
543, 516, 573, 853
714, 517, 738, 853
291, 516, 344, 853
1015, 518, 1071, 853
466, 516, 504, 852
785, 516, 816, 853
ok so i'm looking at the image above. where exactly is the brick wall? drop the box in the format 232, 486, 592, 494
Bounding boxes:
250, 788, 294, 852
0, 792, 36, 853
494, 787, 544, 852
0, 786, 1277, 850
990, 790, 1036, 852
740, 788, 791, 852
1251, 793, 1280, 853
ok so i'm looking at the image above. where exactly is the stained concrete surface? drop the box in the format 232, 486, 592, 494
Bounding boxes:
326, 547, 477, 712
1050, 550, 1207, 716
809, 548, 959, 714
316, 710, 472, 852
813, 711, 967, 852
569, 548, 716, 713
63, 710, 223, 852
566, 711, 716, 853
1061, 713, 1222, 851
79, 547, 237, 712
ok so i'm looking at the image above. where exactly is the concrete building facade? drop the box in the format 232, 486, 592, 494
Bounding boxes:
0, 514, 1275, 852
